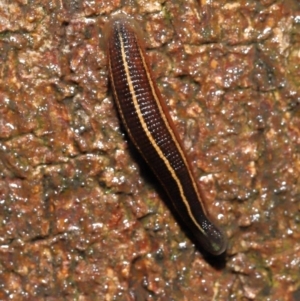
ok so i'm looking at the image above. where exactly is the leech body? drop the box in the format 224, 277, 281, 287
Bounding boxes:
106, 15, 226, 255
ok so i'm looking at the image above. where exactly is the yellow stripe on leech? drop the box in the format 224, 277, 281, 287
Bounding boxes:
117, 28, 207, 236
136, 45, 207, 213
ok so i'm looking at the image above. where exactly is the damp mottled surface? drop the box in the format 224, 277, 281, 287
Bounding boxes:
0, 0, 300, 300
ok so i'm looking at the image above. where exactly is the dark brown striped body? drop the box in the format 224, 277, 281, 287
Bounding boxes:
106, 15, 226, 255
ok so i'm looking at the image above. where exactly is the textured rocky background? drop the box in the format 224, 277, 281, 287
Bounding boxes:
0, 0, 300, 300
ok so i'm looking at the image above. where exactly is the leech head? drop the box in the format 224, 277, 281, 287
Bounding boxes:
104, 13, 144, 54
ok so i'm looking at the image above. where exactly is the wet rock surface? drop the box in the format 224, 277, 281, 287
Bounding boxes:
0, 1, 300, 300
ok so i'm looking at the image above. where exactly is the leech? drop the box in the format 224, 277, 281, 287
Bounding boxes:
106, 14, 227, 255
